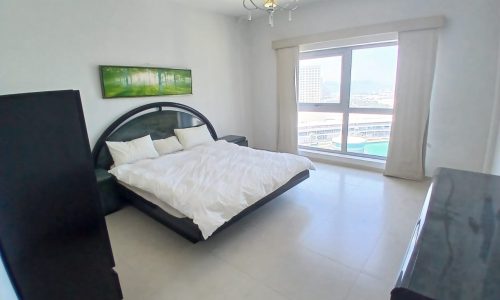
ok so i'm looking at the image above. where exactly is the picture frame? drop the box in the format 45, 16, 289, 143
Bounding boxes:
99, 65, 192, 98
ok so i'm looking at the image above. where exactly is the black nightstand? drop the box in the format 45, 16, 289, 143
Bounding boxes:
95, 168, 123, 215
219, 135, 248, 146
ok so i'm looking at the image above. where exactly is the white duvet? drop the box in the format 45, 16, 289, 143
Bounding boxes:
109, 140, 314, 239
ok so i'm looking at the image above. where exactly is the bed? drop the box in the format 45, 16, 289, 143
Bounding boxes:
92, 102, 313, 242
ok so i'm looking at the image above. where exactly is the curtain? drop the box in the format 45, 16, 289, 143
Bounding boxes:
276, 46, 299, 154
384, 29, 439, 180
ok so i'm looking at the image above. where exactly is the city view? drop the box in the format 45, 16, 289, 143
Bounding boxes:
298, 112, 392, 156
298, 45, 398, 158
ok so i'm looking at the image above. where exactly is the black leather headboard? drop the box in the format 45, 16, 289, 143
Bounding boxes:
92, 102, 217, 170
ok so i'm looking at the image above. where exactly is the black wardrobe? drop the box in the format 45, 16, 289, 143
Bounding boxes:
0, 90, 122, 299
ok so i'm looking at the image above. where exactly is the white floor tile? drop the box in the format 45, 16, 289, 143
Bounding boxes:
363, 233, 409, 283
345, 273, 394, 300
105, 162, 429, 300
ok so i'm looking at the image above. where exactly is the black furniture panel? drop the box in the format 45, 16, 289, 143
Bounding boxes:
0, 90, 122, 299
392, 168, 500, 300
219, 135, 248, 146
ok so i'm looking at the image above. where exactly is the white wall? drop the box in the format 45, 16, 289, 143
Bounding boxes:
2, 0, 500, 177
0, 0, 253, 147
247, 0, 500, 175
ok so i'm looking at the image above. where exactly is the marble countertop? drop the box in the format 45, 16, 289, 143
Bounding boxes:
397, 168, 500, 300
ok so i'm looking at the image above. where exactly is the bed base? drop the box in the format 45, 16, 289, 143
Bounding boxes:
118, 170, 310, 243
92, 102, 311, 243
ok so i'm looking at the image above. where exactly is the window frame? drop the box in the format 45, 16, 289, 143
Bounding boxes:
298, 41, 397, 159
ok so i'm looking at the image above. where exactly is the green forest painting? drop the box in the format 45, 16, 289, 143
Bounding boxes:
100, 66, 192, 98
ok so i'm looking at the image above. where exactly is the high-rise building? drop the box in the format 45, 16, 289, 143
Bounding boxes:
298, 65, 321, 103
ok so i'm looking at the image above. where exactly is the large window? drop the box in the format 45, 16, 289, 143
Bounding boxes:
298, 42, 398, 159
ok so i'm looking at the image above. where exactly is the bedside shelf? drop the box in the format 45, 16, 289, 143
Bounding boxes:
95, 168, 122, 215
219, 135, 248, 146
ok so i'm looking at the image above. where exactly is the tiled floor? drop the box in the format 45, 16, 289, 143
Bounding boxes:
105, 162, 430, 300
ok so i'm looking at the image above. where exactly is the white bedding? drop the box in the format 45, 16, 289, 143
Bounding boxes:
118, 181, 186, 218
109, 140, 315, 239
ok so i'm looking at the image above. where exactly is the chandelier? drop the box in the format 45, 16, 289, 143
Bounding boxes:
243, 0, 299, 27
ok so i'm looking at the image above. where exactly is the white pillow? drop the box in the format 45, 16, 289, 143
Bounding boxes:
106, 135, 159, 167
174, 125, 214, 149
153, 136, 183, 155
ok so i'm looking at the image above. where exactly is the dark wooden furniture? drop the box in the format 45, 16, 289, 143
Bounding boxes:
392, 168, 500, 300
219, 135, 248, 146
96, 169, 123, 215
92, 102, 310, 242
92, 102, 217, 170
0, 90, 122, 300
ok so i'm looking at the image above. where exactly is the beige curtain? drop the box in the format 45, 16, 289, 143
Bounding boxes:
276, 46, 299, 154
384, 29, 439, 180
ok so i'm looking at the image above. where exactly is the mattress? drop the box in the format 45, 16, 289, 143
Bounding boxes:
118, 181, 186, 218
109, 140, 315, 238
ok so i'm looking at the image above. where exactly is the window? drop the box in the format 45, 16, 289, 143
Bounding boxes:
298, 42, 398, 159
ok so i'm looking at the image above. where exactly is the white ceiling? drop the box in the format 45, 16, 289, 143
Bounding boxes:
169, 0, 324, 17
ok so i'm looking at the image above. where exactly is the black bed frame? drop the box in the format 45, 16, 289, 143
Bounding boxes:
92, 102, 310, 242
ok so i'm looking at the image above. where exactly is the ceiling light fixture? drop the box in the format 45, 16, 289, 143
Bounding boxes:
243, 0, 299, 27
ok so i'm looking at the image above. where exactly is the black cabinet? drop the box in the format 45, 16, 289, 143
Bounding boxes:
0, 90, 122, 299
392, 168, 500, 300
219, 135, 248, 146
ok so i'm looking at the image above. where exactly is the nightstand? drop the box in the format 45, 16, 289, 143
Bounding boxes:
219, 135, 248, 146
95, 168, 122, 215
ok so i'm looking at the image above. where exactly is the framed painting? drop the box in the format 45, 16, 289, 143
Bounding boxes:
99, 65, 192, 98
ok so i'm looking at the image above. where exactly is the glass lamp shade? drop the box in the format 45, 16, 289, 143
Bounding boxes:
264, 0, 277, 9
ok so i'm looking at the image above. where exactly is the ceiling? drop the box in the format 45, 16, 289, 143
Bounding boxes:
168, 0, 325, 17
